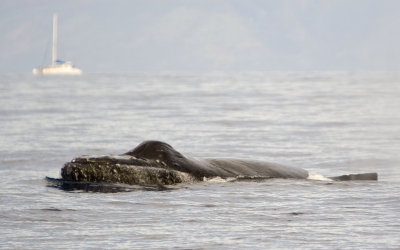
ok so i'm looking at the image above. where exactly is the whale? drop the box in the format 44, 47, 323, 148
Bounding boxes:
59, 140, 378, 187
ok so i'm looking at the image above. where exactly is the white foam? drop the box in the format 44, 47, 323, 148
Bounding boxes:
307, 172, 332, 181
203, 176, 236, 182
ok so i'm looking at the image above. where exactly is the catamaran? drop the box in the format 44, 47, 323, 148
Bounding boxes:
33, 14, 82, 75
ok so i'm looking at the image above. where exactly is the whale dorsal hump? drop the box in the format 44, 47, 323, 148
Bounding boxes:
124, 141, 184, 165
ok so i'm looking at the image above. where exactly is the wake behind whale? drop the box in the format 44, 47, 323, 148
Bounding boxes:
54, 141, 377, 191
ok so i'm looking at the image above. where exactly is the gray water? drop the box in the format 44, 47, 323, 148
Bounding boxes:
1, 72, 399, 249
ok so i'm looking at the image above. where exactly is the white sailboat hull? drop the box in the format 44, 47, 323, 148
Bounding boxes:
33, 63, 82, 75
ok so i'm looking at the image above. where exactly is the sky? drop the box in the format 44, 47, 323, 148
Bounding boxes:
1, 0, 400, 73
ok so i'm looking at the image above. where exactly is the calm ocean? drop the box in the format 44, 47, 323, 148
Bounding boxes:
1, 72, 399, 249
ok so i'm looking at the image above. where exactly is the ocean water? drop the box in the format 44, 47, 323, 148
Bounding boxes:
0, 72, 399, 249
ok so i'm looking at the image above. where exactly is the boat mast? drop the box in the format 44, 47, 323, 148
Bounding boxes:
52, 13, 57, 65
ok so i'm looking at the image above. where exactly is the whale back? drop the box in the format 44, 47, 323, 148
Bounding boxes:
203, 158, 310, 179
125, 141, 309, 179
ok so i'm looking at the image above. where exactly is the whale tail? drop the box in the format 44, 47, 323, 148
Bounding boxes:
329, 172, 378, 181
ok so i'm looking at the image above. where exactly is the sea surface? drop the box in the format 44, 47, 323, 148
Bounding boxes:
1, 72, 399, 249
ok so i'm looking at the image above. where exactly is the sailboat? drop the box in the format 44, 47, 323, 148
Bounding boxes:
33, 14, 82, 75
